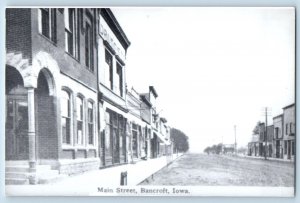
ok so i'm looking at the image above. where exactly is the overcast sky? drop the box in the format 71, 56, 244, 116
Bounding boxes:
112, 7, 295, 152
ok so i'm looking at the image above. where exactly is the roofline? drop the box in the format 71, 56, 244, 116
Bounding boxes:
140, 95, 152, 107
273, 114, 283, 119
149, 86, 158, 98
283, 103, 295, 110
160, 117, 167, 123
100, 8, 131, 50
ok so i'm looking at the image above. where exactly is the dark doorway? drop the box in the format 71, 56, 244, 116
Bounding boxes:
5, 66, 28, 160
36, 69, 58, 160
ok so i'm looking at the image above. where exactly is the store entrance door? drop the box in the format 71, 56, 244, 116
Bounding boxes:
6, 95, 29, 160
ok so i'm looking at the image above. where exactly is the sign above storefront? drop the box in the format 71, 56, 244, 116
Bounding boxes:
99, 16, 126, 63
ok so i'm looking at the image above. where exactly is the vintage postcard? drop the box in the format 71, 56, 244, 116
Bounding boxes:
4, 7, 295, 196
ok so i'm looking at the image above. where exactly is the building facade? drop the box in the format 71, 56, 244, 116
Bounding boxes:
6, 8, 100, 184
282, 104, 295, 160
6, 8, 173, 184
266, 125, 274, 157
248, 103, 295, 161
273, 114, 283, 158
97, 8, 130, 168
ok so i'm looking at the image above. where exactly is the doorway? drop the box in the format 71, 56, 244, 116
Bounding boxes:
5, 66, 28, 160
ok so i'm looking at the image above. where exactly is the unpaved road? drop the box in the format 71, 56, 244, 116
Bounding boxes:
140, 153, 294, 186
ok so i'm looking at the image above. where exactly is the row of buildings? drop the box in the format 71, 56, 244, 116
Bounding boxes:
5, 8, 173, 184
248, 104, 295, 161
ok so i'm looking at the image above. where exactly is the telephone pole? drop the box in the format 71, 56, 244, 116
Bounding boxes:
234, 125, 237, 155
264, 107, 268, 160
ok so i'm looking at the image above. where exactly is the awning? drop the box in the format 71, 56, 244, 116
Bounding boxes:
152, 129, 170, 145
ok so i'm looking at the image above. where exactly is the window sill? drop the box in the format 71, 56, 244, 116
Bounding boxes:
65, 51, 80, 63
99, 82, 125, 100
85, 66, 95, 74
38, 33, 57, 46
62, 145, 97, 151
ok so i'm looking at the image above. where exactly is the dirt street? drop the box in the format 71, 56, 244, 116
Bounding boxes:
139, 153, 294, 186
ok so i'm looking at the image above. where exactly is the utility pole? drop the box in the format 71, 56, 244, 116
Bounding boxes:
221, 135, 223, 154
264, 107, 268, 160
234, 125, 237, 156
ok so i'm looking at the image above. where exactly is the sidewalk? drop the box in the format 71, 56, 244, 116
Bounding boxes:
242, 155, 294, 163
5, 153, 183, 196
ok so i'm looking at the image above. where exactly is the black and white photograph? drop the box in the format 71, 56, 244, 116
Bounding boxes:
4, 7, 295, 196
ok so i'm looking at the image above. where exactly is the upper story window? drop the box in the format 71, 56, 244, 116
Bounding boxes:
39, 8, 57, 43
116, 62, 123, 97
105, 49, 113, 90
275, 127, 279, 139
290, 123, 294, 135
88, 101, 94, 145
64, 8, 80, 58
61, 90, 71, 144
76, 96, 84, 145
85, 20, 94, 72
286, 123, 289, 135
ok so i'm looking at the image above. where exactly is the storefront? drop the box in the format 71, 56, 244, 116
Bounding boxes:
100, 107, 127, 167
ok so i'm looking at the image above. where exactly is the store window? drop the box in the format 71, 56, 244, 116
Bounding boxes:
132, 123, 139, 158
39, 8, 57, 42
61, 89, 71, 144
76, 96, 84, 145
284, 140, 287, 154
105, 111, 111, 155
118, 115, 126, 158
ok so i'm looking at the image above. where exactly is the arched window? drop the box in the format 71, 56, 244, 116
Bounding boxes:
61, 90, 71, 144
76, 96, 84, 145
87, 101, 94, 145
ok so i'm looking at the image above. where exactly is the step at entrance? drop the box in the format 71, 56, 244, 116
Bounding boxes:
5, 164, 66, 185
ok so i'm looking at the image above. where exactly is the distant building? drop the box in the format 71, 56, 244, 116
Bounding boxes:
282, 104, 295, 160
258, 122, 266, 157
273, 114, 283, 158
266, 125, 274, 157
248, 103, 295, 161
248, 133, 259, 156
222, 144, 235, 154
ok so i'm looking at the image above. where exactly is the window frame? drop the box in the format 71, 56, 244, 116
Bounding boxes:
105, 49, 114, 90
116, 62, 123, 97
61, 88, 73, 146
87, 100, 95, 145
85, 17, 94, 72
38, 8, 57, 43
284, 140, 287, 154
64, 8, 77, 57
76, 95, 85, 146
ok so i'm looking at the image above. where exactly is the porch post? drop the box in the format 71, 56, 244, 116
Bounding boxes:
27, 87, 37, 184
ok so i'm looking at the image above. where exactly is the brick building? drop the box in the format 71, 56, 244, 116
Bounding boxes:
273, 114, 284, 158
6, 8, 173, 185
282, 104, 295, 160
6, 8, 100, 184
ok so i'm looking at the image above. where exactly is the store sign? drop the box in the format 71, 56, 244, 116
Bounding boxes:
99, 16, 126, 62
